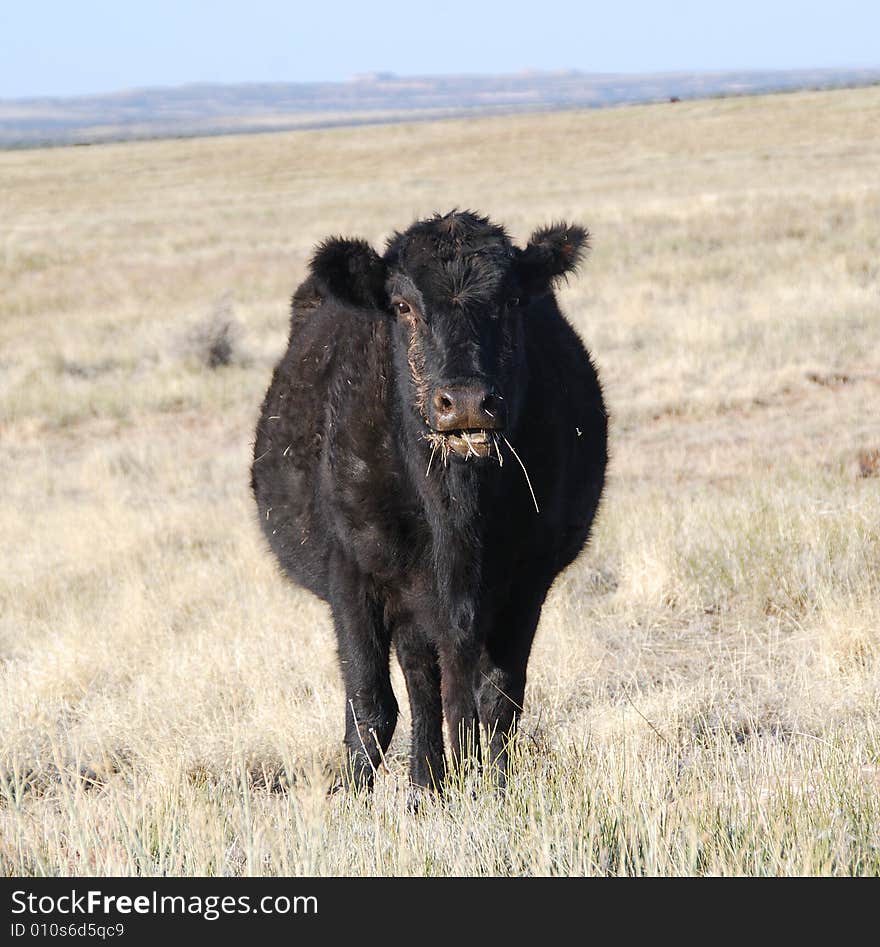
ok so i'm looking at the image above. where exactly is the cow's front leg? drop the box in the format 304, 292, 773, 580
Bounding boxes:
477, 585, 545, 788
329, 555, 397, 790
438, 639, 481, 777
395, 630, 445, 790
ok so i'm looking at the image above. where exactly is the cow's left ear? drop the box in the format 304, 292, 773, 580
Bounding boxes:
516, 223, 589, 295
309, 237, 388, 310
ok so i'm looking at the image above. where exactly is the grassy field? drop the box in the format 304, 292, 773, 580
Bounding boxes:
1, 86, 879, 876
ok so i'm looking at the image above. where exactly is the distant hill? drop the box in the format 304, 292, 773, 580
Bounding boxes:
2, 67, 879, 148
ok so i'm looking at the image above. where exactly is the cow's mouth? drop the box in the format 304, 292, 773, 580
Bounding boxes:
447, 429, 494, 459
425, 429, 503, 464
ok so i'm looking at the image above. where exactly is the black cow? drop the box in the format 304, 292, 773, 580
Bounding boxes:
251, 210, 607, 790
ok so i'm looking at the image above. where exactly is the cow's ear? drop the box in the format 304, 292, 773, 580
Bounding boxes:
517, 223, 589, 295
309, 237, 388, 309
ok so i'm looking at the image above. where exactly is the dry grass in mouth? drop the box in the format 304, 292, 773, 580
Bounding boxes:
2, 85, 880, 875
424, 429, 497, 467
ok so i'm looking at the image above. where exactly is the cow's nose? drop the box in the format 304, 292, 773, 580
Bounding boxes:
430, 384, 505, 431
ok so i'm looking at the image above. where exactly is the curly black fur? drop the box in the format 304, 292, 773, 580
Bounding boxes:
251, 210, 607, 790
517, 222, 590, 295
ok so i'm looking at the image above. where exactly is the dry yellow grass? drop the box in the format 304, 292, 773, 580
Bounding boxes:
2, 86, 879, 875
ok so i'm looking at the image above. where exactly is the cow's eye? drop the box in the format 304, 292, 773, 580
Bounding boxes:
508, 296, 520, 308
395, 301, 412, 316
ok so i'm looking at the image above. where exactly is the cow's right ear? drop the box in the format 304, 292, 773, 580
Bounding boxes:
309, 237, 388, 310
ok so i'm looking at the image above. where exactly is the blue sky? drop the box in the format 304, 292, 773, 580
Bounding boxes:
2, 1, 879, 99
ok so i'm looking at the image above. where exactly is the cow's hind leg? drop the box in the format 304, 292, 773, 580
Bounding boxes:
395, 630, 445, 790
330, 555, 398, 790
477, 586, 546, 788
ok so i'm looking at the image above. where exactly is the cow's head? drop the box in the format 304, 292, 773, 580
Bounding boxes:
310, 210, 587, 464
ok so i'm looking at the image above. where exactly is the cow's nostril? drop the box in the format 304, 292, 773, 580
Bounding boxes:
481, 394, 499, 417
434, 391, 454, 412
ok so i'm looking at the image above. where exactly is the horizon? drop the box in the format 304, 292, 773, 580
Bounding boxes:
5, 62, 880, 104
2, 1, 879, 99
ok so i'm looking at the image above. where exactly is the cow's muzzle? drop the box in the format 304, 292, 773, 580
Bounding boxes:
427, 383, 506, 459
